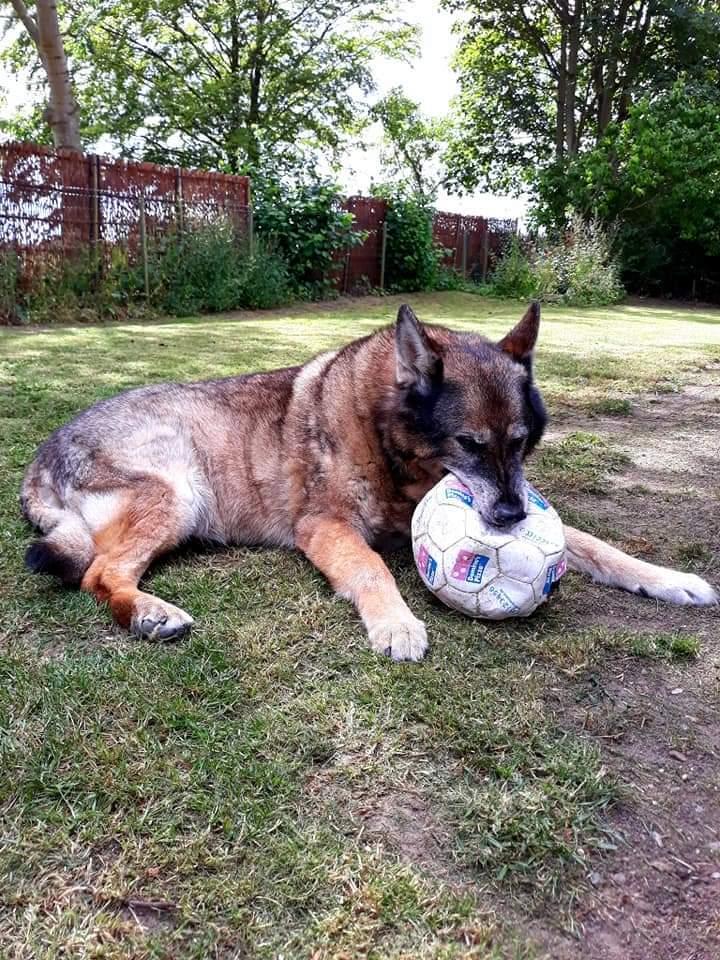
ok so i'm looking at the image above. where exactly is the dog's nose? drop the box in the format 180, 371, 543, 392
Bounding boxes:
492, 501, 526, 528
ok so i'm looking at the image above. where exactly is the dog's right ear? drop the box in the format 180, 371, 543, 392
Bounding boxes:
498, 301, 540, 367
395, 304, 442, 394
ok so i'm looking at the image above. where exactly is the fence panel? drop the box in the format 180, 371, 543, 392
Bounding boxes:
0, 141, 251, 290
1, 140, 519, 311
341, 196, 387, 292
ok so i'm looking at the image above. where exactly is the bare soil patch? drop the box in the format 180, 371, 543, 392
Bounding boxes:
534, 372, 720, 958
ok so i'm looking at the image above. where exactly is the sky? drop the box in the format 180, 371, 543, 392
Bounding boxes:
0, 1, 526, 219
343, 0, 526, 218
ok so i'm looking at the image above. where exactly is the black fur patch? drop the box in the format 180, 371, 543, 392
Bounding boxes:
523, 380, 548, 455
25, 541, 83, 585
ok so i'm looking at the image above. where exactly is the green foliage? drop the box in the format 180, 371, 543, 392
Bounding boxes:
383, 193, 446, 292
490, 236, 537, 299
442, 0, 720, 194
235, 244, 293, 310
536, 84, 720, 298
142, 223, 291, 315
254, 179, 363, 299
370, 88, 449, 201
0, 251, 24, 324
0, 224, 291, 323
8, 250, 135, 324
490, 221, 624, 306
1, 0, 416, 173
144, 222, 245, 315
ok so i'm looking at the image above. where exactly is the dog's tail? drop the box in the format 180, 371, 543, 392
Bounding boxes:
21, 469, 95, 586
564, 525, 717, 606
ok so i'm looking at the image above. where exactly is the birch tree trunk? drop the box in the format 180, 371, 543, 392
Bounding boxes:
9, 0, 82, 150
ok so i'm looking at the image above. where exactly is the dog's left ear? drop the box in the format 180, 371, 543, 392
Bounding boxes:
498, 301, 540, 366
395, 304, 442, 393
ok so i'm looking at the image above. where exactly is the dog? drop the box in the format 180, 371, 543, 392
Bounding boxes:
21, 302, 717, 660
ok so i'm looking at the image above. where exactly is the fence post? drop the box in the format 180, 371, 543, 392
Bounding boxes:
342, 245, 352, 294
248, 204, 255, 257
481, 226, 490, 283
89, 154, 99, 246
461, 229, 468, 278
379, 219, 387, 291
453, 217, 461, 269
175, 168, 184, 235
139, 192, 150, 300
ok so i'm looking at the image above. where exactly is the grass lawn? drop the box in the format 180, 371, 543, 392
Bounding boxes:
1, 292, 719, 959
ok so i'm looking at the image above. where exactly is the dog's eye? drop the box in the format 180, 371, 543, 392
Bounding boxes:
508, 436, 525, 453
457, 435, 486, 455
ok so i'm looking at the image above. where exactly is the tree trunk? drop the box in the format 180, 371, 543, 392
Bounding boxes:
9, 0, 82, 150
565, 0, 581, 155
555, 4, 568, 161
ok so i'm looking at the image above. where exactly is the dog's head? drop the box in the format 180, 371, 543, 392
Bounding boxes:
393, 302, 547, 528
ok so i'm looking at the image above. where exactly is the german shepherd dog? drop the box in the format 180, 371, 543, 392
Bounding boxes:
21, 303, 717, 660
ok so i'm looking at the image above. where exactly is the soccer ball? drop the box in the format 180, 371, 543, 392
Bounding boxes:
411, 475, 567, 620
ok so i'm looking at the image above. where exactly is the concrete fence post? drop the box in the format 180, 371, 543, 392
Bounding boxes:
139, 191, 150, 300
175, 168, 184, 235
482, 226, 490, 283
380, 219, 388, 291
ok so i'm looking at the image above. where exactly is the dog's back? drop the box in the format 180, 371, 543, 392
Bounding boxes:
22, 366, 305, 582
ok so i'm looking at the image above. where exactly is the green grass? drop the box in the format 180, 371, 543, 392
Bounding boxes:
0, 292, 718, 958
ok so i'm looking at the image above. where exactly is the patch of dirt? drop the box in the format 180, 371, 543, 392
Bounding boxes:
305, 751, 466, 885
533, 373, 720, 959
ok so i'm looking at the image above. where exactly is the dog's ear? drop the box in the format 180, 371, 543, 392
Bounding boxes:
395, 304, 442, 393
498, 301, 540, 366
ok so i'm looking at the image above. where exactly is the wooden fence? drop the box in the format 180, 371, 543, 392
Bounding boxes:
341, 196, 517, 293
0, 141, 516, 299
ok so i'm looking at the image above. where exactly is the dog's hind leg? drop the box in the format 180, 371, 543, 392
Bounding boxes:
80, 479, 195, 640
564, 525, 718, 606
296, 515, 429, 662
22, 468, 96, 585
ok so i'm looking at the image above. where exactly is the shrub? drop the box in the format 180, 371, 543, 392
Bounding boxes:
382, 193, 446, 292
254, 178, 363, 299
235, 243, 291, 309
145, 220, 245, 315
531, 217, 624, 305
2, 218, 292, 323
0, 250, 23, 324
489, 219, 624, 306
490, 235, 536, 299
133, 223, 290, 316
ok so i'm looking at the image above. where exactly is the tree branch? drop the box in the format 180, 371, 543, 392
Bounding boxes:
8, 0, 39, 44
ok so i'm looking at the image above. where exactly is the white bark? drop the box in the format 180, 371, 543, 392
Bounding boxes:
9, 0, 82, 150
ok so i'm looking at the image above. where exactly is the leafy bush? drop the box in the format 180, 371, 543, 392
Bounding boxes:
6, 250, 135, 324
534, 84, 720, 299
490, 235, 536, 299
0, 222, 292, 324
235, 243, 292, 309
133, 223, 290, 316
489, 219, 624, 306
254, 178, 363, 298
0, 250, 23, 324
143, 220, 244, 315
382, 193, 448, 292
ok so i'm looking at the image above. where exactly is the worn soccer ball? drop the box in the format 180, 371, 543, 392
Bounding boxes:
411, 475, 567, 620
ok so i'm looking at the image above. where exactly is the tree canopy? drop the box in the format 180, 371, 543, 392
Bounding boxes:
538, 83, 720, 296
443, 0, 720, 193
1, 0, 415, 173
370, 88, 449, 201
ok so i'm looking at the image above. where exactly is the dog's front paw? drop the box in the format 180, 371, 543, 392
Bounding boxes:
130, 595, 194, 640
638, 570, 718, 606
368, 616, 428, 662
